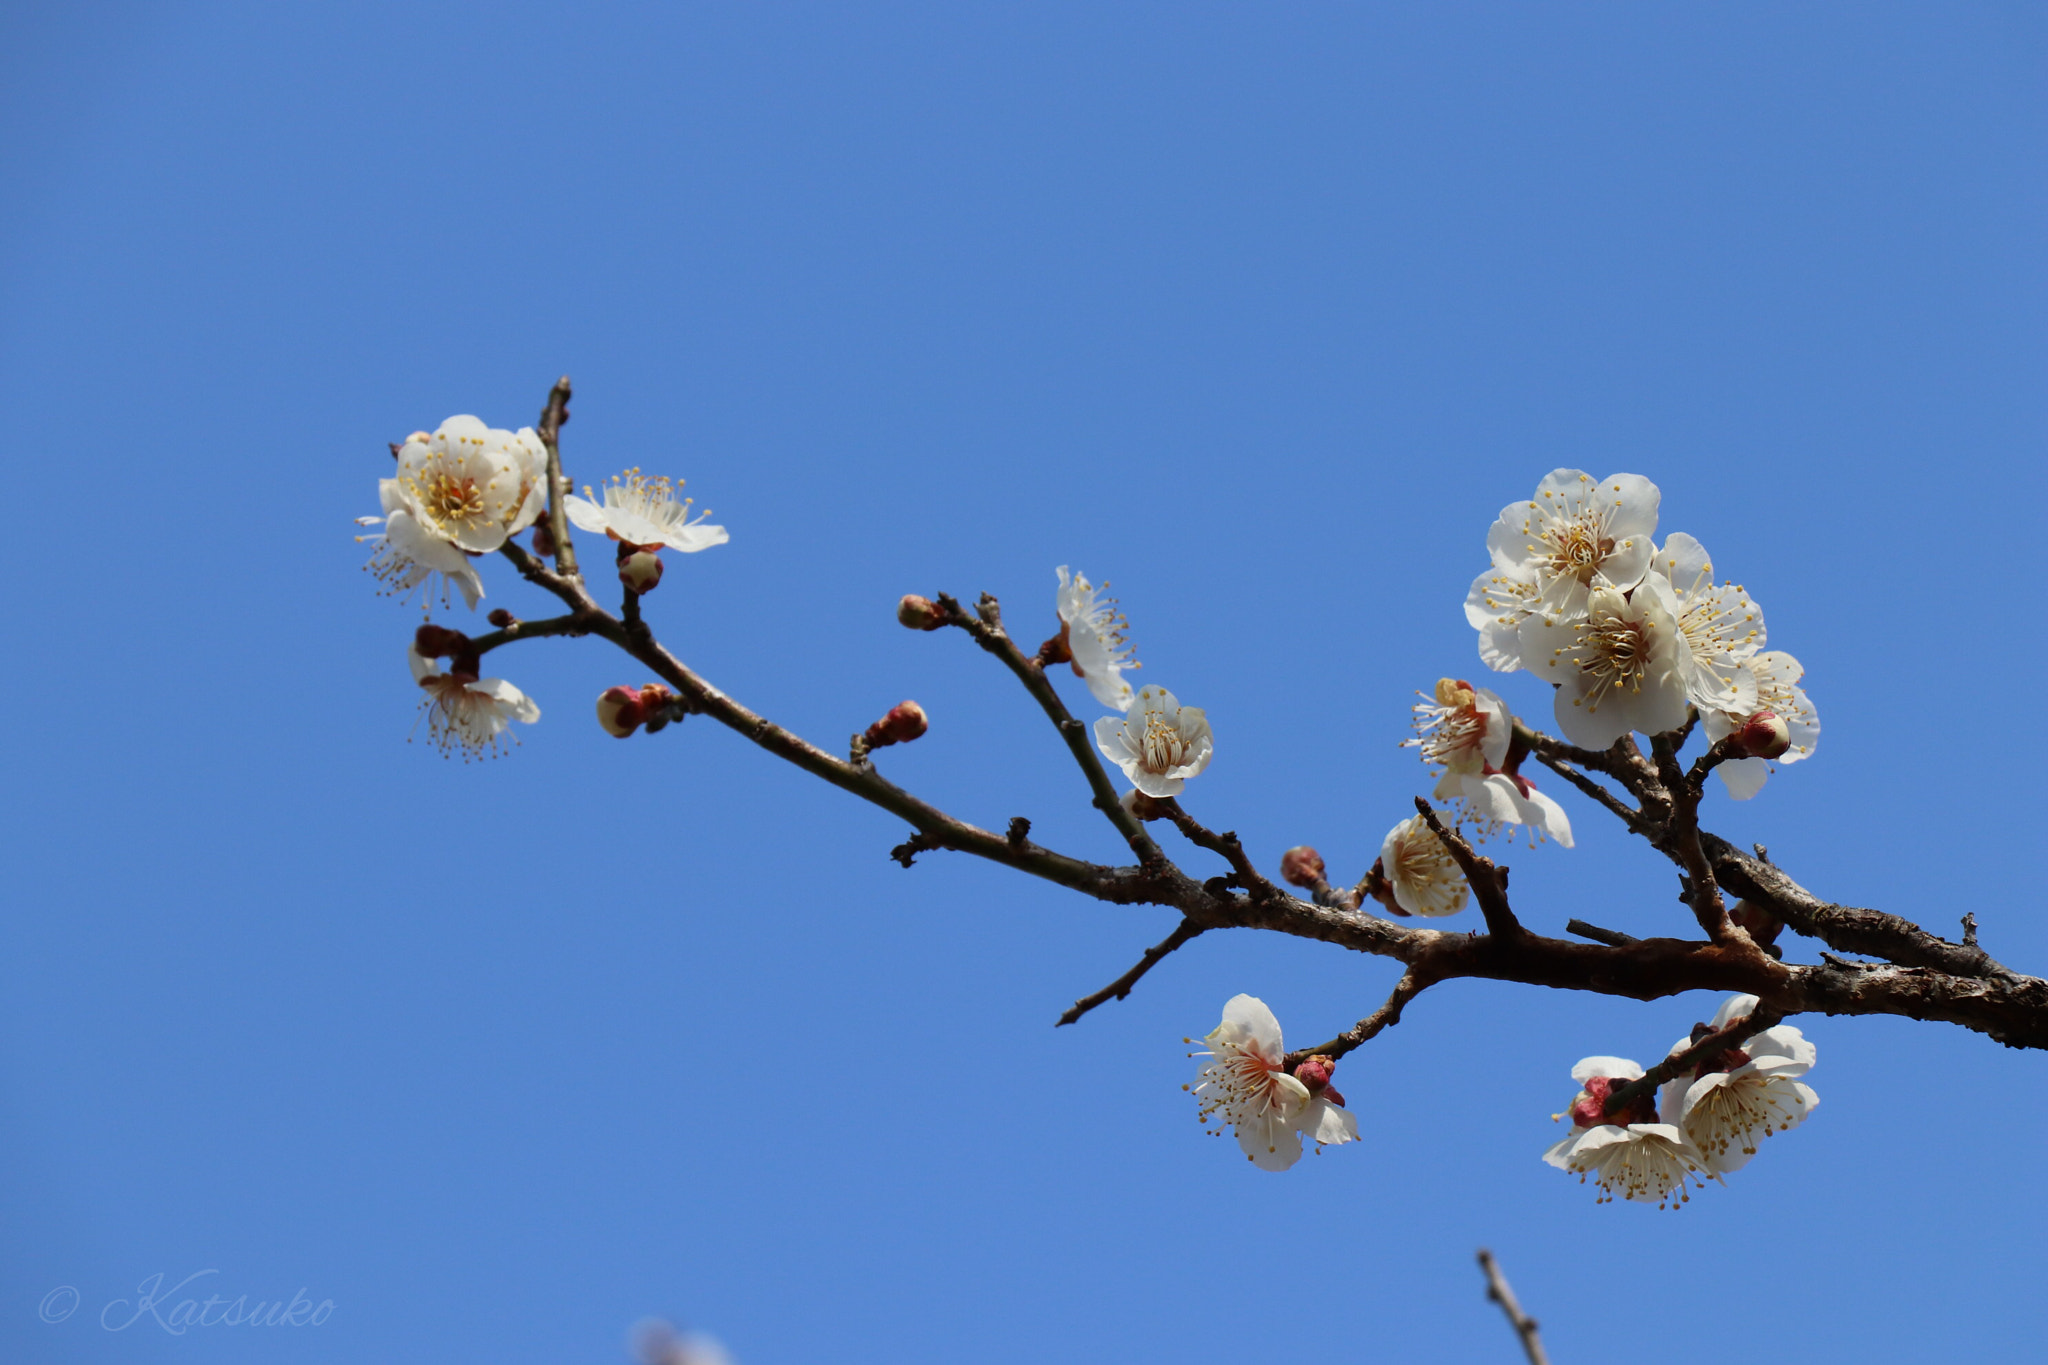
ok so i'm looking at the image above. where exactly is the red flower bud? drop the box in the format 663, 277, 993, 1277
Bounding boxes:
864, 700, 929, 749
532, 520, 558, 558
487, 609, 517, 629
618, 548, 664, 594
1293, 1054, 1337, 1095
897, 595, 946, 630
1279, 846, 1327, 888
597, 685, 647, 738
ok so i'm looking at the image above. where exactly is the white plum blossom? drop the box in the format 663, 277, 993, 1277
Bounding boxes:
1543, 1055, 1706, 1208
1464, 561, 1543, 672
1659, 994, 1818, 1175
1378, 812, 1470, 917
565, 469, 728, 553
391, 416, 548, 553
1055, 566, 1139, 711
1484, 468, 1660, 636
1094, 686, 1212, 798
407, 643, 540, 760
1521, 576, 1692, 749
1188, 994, 1357, 1170
1704, 650, 1819, 800
357, 481, 486, 611
1649, 533, 1765, 714
1405, 679, 1573, 847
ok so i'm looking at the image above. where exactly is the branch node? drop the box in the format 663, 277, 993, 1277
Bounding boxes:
889, 830, 946, 868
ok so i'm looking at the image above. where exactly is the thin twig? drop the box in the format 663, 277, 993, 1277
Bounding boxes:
1413, 799, 1522, 939
1286, 970, 1428, 1065
536, 375, 578, 578
1477, 1249, 1550, 1365
1528, 748, 1646, 832
1157, 798, 1280, 902
934, 592, 1165, 868
1056, 920, 1205, 1026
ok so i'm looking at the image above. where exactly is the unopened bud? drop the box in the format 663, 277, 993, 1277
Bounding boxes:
1279, 846, 1327, 888
487, 608, 518, 629
864, 700, 929, 749
1293, 1054, 1339, 1100
414, 624, 471, 660
1120, 788, 1168, 821
532, 520, 557, 558
618, 548, 664, 594
1733, 709, 1792, 760
897, 595, 946, 631
597, 685, 647, 738
1729, 898, 1783, 947
1433, 677, 1477, 709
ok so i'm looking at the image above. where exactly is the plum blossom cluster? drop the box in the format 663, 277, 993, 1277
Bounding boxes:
1464, 470, 1817, 798
1188, 995, 1357, 1170
1544, 994, 1818, 1208
355, 414, 728, 756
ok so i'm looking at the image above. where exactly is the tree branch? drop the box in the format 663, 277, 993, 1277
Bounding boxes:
535, 375, 579, 578
1286, 969, 1428, 1065
1056, 919, 1206, 1026
933, 592, 1166, 868
1156, 798, 1280, 902
1413, 798, 1522, 939
1477, 1249, 1550, 1365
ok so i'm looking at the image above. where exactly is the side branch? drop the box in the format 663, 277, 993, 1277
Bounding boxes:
1414, 799, 1522, 939
1286, 969, 1428, 1065
934, 592, 1166, 868
1056, 919, 1205, 1026
1477, 1249, 1550, 1365
1703, 833, 2019, 981
1157, 799, 1280, 902
535, 375, 579, 578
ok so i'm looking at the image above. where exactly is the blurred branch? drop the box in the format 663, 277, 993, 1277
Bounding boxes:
1477, 1249, 1549, 1365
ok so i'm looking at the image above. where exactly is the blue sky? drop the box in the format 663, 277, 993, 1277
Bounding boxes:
3, 4, 2043, 1362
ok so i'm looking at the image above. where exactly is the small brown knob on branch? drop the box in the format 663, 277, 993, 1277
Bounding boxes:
487, 609, 518, 629
1280, 846, 1327, 889
864, 700, 929, 749
897, 595, 946, 630
531, 520, 558, 558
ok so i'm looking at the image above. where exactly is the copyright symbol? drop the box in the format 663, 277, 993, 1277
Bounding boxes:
38, 1286, 80, 1323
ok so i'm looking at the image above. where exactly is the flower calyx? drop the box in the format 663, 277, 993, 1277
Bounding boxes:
414, 623, 480, 679
1571, 1074, 1656, 1128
